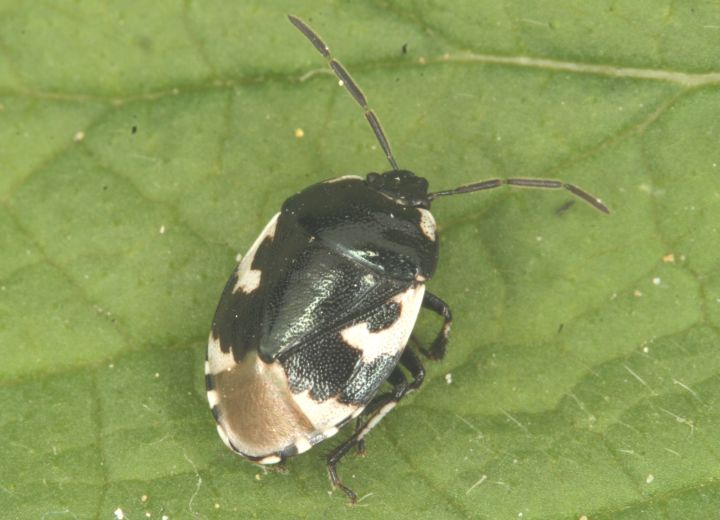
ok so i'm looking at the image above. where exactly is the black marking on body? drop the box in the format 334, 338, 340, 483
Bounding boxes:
278, 323, 404, 406
205, 373, 215, 391
211, 405, 221, 422
365, 301, 401, 332
211, 232, 276, 361
279, 333, 361, 402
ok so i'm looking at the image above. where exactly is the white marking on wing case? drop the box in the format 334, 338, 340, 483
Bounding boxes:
418, 208, 436, 241
341, 284, 426, 363
207, 332, 236, 374
207, 389, 221, 408
293, 437, 313, 455
293, 390, 360, 432
323, 175, 363, 184
232, 212, 280, 294
258, 454, 282, 465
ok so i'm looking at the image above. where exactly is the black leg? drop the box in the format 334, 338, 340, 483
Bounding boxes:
353, 416, 367, 457
416, 291, 452, 360
327, 348, 426, 503
398, 347, 425, 390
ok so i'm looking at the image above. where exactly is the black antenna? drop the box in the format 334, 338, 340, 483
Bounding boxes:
429, 177, 610, 213
288, 15, 399, 171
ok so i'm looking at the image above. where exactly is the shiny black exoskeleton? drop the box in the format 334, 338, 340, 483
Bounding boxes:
205, 15, 608, 503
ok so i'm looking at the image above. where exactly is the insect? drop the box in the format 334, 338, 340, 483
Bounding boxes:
205, 14, 609, 502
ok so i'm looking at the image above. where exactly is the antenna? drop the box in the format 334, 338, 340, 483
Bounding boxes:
288, 15, 399, 171
428, 177, 610, 213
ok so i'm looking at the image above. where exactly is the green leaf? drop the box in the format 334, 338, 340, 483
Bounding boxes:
2, 1, 720, 518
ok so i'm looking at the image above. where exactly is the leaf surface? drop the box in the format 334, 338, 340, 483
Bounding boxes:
2, 1, 720, 518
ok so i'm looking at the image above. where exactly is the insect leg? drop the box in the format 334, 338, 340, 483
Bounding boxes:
415, 291, 453, 360
327, 348, 426, 503
288, 15, 399, 171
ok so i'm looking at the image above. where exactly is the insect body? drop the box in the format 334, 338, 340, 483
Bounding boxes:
206, 15, 608, 502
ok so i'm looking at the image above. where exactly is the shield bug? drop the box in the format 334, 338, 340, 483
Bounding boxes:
205, 14, 609, 502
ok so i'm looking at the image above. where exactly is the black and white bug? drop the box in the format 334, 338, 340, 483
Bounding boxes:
206, 15, 609, 502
